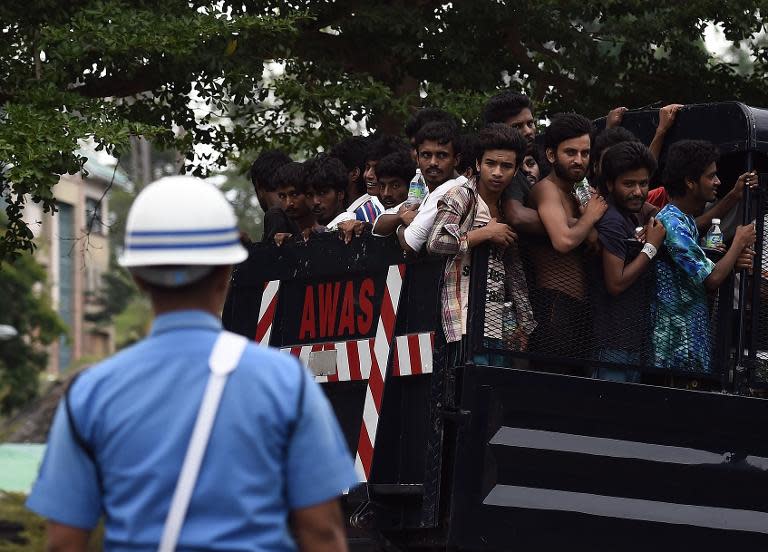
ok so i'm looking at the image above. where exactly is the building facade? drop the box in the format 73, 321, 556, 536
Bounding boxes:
24, 160, 125, 374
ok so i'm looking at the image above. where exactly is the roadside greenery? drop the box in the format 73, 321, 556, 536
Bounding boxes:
0, 251, 64, 414
0, 492, 103, 551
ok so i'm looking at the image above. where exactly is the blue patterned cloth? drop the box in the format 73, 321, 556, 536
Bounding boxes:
653, 204, 715, 373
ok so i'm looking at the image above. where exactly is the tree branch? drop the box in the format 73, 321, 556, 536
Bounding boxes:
501, 25, 579, 97
73, 66, 166, 98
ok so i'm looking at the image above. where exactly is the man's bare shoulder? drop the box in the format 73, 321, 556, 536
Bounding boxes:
530, 176, 561, 206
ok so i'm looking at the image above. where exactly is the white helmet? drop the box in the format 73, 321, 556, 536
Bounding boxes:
118, 176, 248, 271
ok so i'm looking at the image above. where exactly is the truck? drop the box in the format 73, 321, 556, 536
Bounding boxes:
223, 102, 768, 551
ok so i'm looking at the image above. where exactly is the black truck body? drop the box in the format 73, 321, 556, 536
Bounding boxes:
223, 102, 768, 551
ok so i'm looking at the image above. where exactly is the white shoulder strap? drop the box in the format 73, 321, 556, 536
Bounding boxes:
158, 331, 249, 552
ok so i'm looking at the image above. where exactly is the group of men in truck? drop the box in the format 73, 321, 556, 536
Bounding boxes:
249, 93, 759, 381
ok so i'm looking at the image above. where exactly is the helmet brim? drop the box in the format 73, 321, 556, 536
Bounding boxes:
118, 243, 248, 268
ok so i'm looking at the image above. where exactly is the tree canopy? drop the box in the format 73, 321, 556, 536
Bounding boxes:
1, 1, 767, 260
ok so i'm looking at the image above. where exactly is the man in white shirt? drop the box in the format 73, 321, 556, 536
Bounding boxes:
395, 121, 467, 253
404, 108, 460, 161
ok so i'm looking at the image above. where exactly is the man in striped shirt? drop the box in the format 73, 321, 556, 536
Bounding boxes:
348, 135, 409, 223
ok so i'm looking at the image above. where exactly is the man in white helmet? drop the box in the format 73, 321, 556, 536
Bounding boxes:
27, 176, 358, 551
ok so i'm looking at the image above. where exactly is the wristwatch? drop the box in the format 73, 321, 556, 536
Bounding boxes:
641, 242, 658, 260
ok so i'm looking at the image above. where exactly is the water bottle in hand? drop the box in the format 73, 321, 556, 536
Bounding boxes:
572, 178, 592, 207
404, 169, 427, 208
502, 301, 518, 350
703, 218, 723, 248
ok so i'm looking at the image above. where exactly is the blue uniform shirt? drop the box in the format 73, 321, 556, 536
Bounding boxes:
27, 310, 358, 551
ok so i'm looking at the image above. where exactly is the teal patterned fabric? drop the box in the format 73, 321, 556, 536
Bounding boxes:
653, 204, 716, 373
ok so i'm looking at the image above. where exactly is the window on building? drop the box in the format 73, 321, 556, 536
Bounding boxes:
85, 197, 106, 235
85, 264, 102, 298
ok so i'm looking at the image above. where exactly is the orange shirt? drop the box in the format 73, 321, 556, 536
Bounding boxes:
647, 187, 669, 210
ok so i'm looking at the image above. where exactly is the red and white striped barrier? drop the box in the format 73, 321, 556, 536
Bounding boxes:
253, 265, 435, 481
354, 264, 404, 480
278, 331, 435, 381
281, 338, 374, 382
393, 332, 435, 376
255, 280, 280, 346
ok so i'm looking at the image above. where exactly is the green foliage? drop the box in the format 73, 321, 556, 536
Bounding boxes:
0, 492, 104, 551
218, 171, 265, 242
0, 1, 300, 260
0, 253, 65, 414
113, 295, 152, 349
0, 492, 46, 552
1, 1, 767, 260
85, 261, 137, 325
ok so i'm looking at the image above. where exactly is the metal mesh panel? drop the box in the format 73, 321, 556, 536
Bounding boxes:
748, 181, 768, 384
472, 237, 730, 382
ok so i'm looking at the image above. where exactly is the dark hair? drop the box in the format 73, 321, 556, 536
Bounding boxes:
375, 151, 417, 183
525, 144, 551, 179
249, 150, 292, 193
663, 140, 720, 198
475, 123, 527, 168
590, 127, 638, 178
405, 108, 459, 140
457, 133, 480, 175
414, 121, 459, 151
329, 136, 369, 195
304, 154, 348, 193
481, 91, 533, 125
601, 141, 657, 186
330, 136, 368, 174
272, 161, 308, 193
543, 113, 594, 152
366, 135, 410, 163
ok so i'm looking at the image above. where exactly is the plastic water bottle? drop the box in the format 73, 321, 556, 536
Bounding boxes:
703, 218, 723, 248
404, 169, 427, 207
502, 301, 518, 350
572, 178, 592, 207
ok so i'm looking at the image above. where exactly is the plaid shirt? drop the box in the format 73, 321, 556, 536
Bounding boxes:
426, 177, 536, 343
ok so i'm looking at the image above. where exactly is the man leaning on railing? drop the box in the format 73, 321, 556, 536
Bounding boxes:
653, 140, 756, 375
427, 124, 536, 362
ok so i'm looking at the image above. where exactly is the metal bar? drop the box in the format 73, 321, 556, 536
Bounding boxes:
749, 177, 765, 373
734, 151, 753, 382
466, 244, 490, 364
419, 329, 446, 528
420, 245, 489, 528
718, 272, 736, 392
368, 483, 424, 496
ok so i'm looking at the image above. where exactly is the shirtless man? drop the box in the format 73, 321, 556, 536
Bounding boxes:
527, 113, 608, 359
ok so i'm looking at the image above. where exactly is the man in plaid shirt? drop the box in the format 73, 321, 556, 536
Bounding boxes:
427, 124, 536, 351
